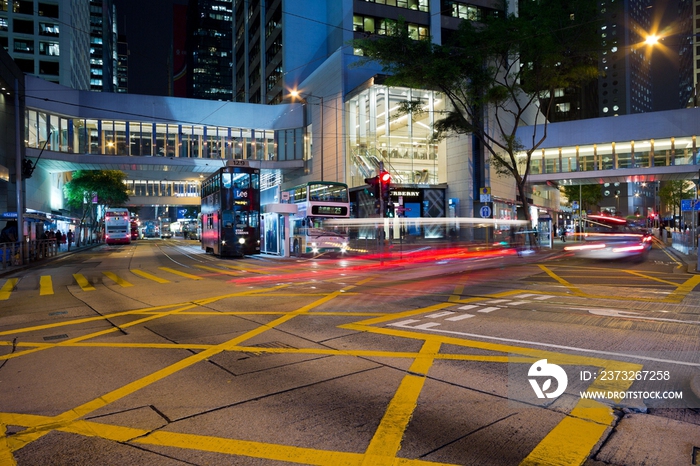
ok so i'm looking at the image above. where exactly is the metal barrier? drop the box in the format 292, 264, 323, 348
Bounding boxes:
671, 231, 694, 255
1, 239, 59, 269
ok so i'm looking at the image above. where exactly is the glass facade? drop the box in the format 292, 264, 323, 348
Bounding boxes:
345, 85, 445, 188
24, 108, 293, 162
521, 136, 700, 176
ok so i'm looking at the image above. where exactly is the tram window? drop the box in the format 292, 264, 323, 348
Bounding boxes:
222, 211, 234, 228
222, 173, 232, 189
233, 173, 250, 189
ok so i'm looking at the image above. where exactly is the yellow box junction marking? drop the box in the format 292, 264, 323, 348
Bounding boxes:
0, 278, 18, 300
102, 271, 133, 287
130, 269, 170, 283
39, 276, 53, 296
0, 276, 669, 466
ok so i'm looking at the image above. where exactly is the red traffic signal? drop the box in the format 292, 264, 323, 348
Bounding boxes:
379, 171, 391, 184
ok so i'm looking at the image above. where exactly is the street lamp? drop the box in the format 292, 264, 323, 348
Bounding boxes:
290, 90, 324, 181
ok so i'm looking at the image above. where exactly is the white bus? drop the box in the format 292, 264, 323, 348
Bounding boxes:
104, 208, 132, 245
284, 181, 350, 257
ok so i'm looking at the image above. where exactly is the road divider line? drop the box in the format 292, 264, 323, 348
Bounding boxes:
102, 272, 133, 287
0, 278, 18, 300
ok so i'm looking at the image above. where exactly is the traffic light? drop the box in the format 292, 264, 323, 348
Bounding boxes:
364, 175, 380, 198
385, 202, 395, 218
22, 159, 34, 179
379, 170, 391, 217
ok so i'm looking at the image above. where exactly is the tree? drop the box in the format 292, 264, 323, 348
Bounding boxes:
63, 170, 130, 244
658, 180, 695, 226
352, 0, 600, 223
561, 184, 603, 214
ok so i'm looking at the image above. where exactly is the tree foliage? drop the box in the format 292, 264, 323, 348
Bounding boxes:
63, 170, 130, 243
658, 180, 695, 219
561, 184, 603, 214
352, 0, 601, 221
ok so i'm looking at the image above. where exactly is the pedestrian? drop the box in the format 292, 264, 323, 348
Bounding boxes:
67, 230, 74, 251
55, 230, 62, 249
560, 226, 566, 243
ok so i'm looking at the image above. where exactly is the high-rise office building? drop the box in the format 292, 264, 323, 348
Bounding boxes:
679, 0, 695, 107
89, 0, 117, 92
185, 0, 233, 101
0, 0, 91, 90
116, 33, 127, 93
544, 0, 661, 122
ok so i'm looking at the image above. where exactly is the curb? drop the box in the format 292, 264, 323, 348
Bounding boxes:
0, 243, 101, 279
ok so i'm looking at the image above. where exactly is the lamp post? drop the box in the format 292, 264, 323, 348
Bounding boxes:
290, 90, 324, 181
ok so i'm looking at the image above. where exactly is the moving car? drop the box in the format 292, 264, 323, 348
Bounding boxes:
563, 214, 653, 261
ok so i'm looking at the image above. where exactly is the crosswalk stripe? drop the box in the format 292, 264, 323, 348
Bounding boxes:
102, 272, 133, 287
39, 276, 53, 295
158, 267, 203, 280
73, 273, 96, 291
195, 265, 245, 276
414, 322, 441, 329
130, 269, 170, 284
426, 311, 455, 318
477, 307, 500, 313
445, 314, 475, 321
0, 278, 18, 300
457, 304, 478, 310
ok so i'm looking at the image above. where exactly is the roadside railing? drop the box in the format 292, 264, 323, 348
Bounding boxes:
670, 231, 694, 255
1, 239, 59, 269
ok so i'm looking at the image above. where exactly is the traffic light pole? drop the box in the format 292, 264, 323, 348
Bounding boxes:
379, 162, 384, 265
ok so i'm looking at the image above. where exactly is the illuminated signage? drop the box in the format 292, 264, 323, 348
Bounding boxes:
391, 190, 420, 197
312, 206, 348, 216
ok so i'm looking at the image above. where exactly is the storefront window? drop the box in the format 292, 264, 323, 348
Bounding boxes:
346, 84, 444, 189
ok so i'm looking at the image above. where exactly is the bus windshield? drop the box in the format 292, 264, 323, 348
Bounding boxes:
308, 183, 348, 203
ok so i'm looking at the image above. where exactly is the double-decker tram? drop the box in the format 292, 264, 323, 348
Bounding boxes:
285, 181, 350, 256
201, 163, 261, 257
104, 207, 132, 245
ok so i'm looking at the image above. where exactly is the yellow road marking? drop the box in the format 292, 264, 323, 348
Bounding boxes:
220, 263, 271, 274
130, 269, 170, 283
537, 265, 586, 296
195, 265, 245, 276
0, 278, 18, 300
665, 274, 700, 303
623, 270, 679, 286
363, 339, 441, 465
39, 276, 53, 295
102, 271, 133, 287
72, 274, 95, 291
158, 266, 203, 280
0, 280, 664, 465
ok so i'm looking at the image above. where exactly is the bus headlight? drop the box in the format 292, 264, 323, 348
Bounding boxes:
238, 238, 246, 244
341, 242, 348, 252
